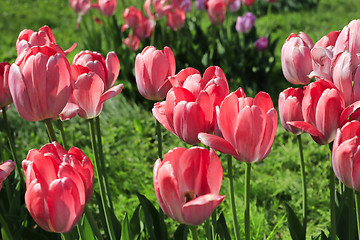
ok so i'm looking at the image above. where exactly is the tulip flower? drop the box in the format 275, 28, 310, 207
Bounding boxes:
195, 0, 207, 10
135, 46, 176, 100
227, 0, 241, 12
69, 0, 91, 27
153, 147, 225, 226
207, 0, 227, 25
278, 87, 304, 135
123, 34, 141, 51
198, 88, 277, 163
332, 121, 360, 192
0, 160, 15, 190
153, 66, 229, 145
242, 0, 254, 6
92, 0, 117, 16
254, 36, 268, 51
23, 142, 94, 233
123, 6, 147, 30
9, 45, 72, 122
122, 6, 155, 40
235, 12, 256, 33
0, 62, 12, 109
164, 6, 186, 31
281, 32, 314, 85
288, 79, 345, 145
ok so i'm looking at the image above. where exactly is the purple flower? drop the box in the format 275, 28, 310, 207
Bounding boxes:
235, 12, 256, 33
254, 36, 268, 51
228, 0, 241, 12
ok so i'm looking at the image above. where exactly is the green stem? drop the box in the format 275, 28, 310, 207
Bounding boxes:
227, 155, 240, 240
44, 118, 57, 142
84, 205, 104, 240
95, 116, 114, 212
297, 135, 307, 233
57, 120, 67, 149
0, 211, 13, 240
88, 118, 116, 240
244, 163, 251, 240
204, 219, 212, 240
328, 143, 336, 240
211, 211, 217, 240
61, 232, 72, 240
189, 225, 198, 240
355, 190, 360, 240
156, 120, 162, 159
2, 107, 24, 185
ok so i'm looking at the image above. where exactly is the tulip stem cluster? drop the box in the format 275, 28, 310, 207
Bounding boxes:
328, 144, 336, 240
244, 162, 251, 240
355, 191, 360, 240
297, 135, 307, 233
1, 107, 24, 186
227, 155, 240, 240
88, 118, 116, 240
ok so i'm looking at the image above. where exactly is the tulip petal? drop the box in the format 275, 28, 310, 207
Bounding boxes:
105, 52, 120, 89
207, 149, 223, 193
153, 101, 174, 134
198, 133, 238, 157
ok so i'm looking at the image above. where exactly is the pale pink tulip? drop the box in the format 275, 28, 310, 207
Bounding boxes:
93, 0, 117, 16
153, 147, 225, 225
0, 62, 12, 109
23, 142, 94, 232
281, 32, 314, 85
278, 87, 304, 135
199, 88, 277, 163
135, 46, 175, 100
0, 160, 15, 190
9, 46, 72, 121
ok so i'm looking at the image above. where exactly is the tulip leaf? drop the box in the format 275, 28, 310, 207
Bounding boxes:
215, 212, 231, 240
121, 213, 132, 240
173, 224, 188, 240
136, 192, 168, 240
285, 203, 305, 240
78, 214, 95, 240
335, 188, 356, 240
130, 205, 144, 240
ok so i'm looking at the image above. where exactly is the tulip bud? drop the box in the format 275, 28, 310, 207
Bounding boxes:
254, 36, 268, 51
235, 12, 256, 33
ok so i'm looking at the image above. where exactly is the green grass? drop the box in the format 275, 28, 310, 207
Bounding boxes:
1, 0, 360, 239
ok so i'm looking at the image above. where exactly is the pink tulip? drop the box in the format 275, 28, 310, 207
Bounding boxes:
123, 34, 141, 51
60, 51, 123, 120
23, 142, 94, 233
242, 0, 254, 6
9, 45, 72, 122
235, 12, 256, 33
164, 6, 186, 31
122, 7, 155, 40
0, 160, 15, 190
153, 147, 225, 225
153, 66, 229, 145
227, 0, 241, 12
332, 121, 360, 192
288, 79, 345, 145
254, 36, 268, 51
278, 87, 304, 135
16, 26, 76, 57
135, 46, 176, 100
123, 6, 147, 30
207, 0, 227, 25
0, 62, 12, 109
281, 32, 314, 85
69, 0, 91, 15
92, 0, 117, 16
199, 88, 277, 163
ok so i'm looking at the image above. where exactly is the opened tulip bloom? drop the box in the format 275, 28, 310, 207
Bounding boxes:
0, 62, 12, 109
153, 66, 229, 145
135, 46, 176, 100
0, 160, 15, 190
153, 147, 225, 226
199, 88, 277, 163
23, 142, 94, 233
9, 45, 72, 121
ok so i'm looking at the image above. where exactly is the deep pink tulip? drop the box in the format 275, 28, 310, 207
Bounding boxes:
278, 87, 304, 135
164, 6, 186, 31
281, 32, 314, 85
153, 147, 225, 226
288, 79, 345, 145
93, 0, 117, 16
242, 0, 254, 6
199, 88, 277, 163
0, 160, 15, 190
254, 36, 268, 51
135, 46, 176, 100
23, 142, 94, 233
9, 46, 72, 122
0, 62, 12, 109
235, 12, 256, 33
16, 26, 76, 57
207, 0, 227, 25
60, 51, 123, 120
153, 66, 229, 145
332, 121, 360, 192
123, 6, 147, 30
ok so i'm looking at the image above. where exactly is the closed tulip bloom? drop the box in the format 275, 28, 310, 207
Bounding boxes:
135, 46, 176, 100
242, 0, 254, 6
278, 87, 304, 135
123, 34, 141, 51
123, 6, 146, 29
0, 62, 12, 109
0, 160, 15, 190
195, 0, 207, 10
207, 0, 226, 25
281, 32, 314, 85
288, 79, 345, 145
93, 0, 117, 16
23, 142, 94, 233
153, 66, 229, 145
254, 36, 268, 51
227, 0, 241, 12
235, 12, 256, 33
69, 0, 91, 15
164, 6, 186, 31
9, 46, 72, 122
199, 88, 277, 163
153, 147, 225, 225
332, 121, 360, 192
